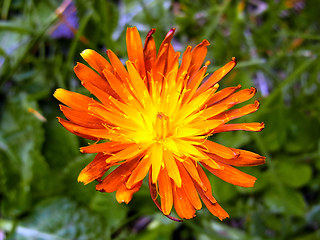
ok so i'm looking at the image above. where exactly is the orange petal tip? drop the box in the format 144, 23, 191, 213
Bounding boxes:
250, 87, 257, 95
259, 122, 265, 132
201, 39, 210, 46
73, 62, 81, 70
248, 177, 257, 188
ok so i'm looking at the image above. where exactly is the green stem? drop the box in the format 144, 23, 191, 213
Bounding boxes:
203, 0, 231, 39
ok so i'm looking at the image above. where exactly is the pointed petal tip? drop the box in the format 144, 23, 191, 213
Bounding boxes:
247, 177, 257, 188
164, 28, 176, 38
73, 62, 80, 70
219, 214, 230, 221
250, 87, 257, 95
146, 28, 156, 38
80, 49, 94, 58
258, 122, 265, 131
201, 39, 211, 46
53, 88, 63, 98
260, 156, 267, 164
106, 49, 112, 56
127, 26, 137, 30
77, 172, 91, 185
169, 27, 176, 33
254, 100, 260, 108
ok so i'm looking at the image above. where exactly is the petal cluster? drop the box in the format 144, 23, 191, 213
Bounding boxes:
54, 27, 265, 220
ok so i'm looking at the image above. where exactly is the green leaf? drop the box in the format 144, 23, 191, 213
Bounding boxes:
43, 117, 79, 170
89, 192, 128, 231
14, 197, 109, 240
285, 111, 320, 153
264, 187, 306, 217
0, 93, 48, 216
276, 161, 312, 188
257, 105, 287, 152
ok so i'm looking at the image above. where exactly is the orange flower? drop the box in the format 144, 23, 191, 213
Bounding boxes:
54, 27, 265, 221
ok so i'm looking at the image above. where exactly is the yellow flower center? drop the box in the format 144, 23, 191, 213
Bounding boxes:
155, 112, 170, 140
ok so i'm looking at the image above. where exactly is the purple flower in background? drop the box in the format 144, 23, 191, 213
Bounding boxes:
51, 0, 79, 39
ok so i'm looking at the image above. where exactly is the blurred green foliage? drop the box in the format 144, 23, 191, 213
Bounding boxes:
1, 0, 320, 239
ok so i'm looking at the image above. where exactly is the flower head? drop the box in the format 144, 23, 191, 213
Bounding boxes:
54, 27, 265, 220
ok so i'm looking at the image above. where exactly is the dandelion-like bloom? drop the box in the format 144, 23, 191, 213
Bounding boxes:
54, 27, 265, 220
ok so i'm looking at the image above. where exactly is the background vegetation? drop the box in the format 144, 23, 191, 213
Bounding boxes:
1, 0, 320, 239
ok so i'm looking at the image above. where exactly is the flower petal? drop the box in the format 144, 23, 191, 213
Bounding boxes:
78, 153, 111, 184
74, 62, 116, 98
183, 66, 208, 103
143, 28, 157, 74
59, 105, 104, 129
96, 158, 139, 192
107, 143, 148, 163
214, 122, 265, 133
80, 49, 112, 75
58, 117, 114, 140
212, 100, 260, 122
126, 27, 146, 78
196, 184, 229, 220
202, 140, 239, 159
116, 180, 143, 204
180, 158, 207, 191
195, 57, 237, 98
150, 143, 163, 184
176, 46, 192, 81
229, 148, 266, 166
206, 85, 241, 106
196, 165, 217, 203
159, 28, 175, 54
80, 142, 134, 154
208, 151, 266, 167
177, 162, 202, 210
188, 40, 210, 78
81, 80, 117, 108
163, 150, 182, 187
158, 168, 173, 215
173, 184, 196, 219
126, 60, 152, 106
88, 103, 142, 131
203, 161, 257, 187
126, 154, 152, 189
102, 69, 143, 110
107, 49, 130, 83
54, 88, 96, 111
148, 171, 183, 222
